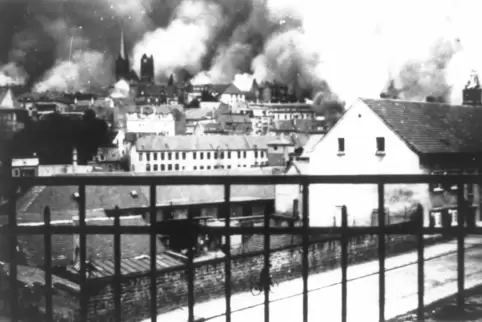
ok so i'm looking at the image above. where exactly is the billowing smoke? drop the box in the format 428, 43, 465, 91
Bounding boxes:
1, 0, 480, 103
0, 63, 28, 86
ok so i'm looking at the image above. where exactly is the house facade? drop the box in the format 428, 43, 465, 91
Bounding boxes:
276, 98, 482, 227
125, 105, 176, 135
130, 135, 273, 172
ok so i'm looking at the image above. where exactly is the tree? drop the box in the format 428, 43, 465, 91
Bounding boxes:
168, 74, 175, 86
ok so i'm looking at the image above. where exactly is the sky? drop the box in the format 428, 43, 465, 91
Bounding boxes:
0, 0, 479, 104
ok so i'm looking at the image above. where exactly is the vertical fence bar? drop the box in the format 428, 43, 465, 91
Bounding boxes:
150, 184, 157, 322
187, 196, 195, 322
43, 206, 53, 322
301, 182, 309, 322
377, 183, 386, 322
114, 206, 121, 322
341, 205, 348, 322
264, 187, 271, 322
457, 183, 465, 309
224, 184, 232, 322
78, 184, 88, 322
8, 181, 18, 322
417, 204, 425, 321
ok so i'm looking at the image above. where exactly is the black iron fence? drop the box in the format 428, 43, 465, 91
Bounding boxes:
2, 174, 482, 322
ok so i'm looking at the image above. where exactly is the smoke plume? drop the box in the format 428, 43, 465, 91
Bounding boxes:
0, 0, 480, 103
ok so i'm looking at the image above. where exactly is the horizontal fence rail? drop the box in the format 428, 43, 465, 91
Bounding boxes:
2, 174, 479, 322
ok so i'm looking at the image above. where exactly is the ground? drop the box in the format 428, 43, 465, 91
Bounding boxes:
147, 236, 482, 322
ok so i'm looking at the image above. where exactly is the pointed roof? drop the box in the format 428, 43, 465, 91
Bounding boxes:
0, 88, 21, 109
119, 28, 128, 60
465, 70, 480, 89
222, 84, 243, 95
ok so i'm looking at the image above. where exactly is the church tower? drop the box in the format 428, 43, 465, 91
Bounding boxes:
140, 54, 154, 83
463, 70, 482, 106
115, 29, 130, 81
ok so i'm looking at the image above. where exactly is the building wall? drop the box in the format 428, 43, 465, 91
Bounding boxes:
130, 147, 269, 172
277, 99, 430, 227
272, 112, 315, 121
220, 94, 246, 104
85, 234, 446, 322
126, 113, 175, 135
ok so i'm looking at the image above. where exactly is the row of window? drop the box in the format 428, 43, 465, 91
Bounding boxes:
139, 150, 267, 162
337, 137, 386, 153
145, 163, 268, 172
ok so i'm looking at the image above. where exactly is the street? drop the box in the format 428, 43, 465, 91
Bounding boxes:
147, 237, 482, 322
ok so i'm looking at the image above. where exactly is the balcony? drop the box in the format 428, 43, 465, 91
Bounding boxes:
1, 174, 482, 322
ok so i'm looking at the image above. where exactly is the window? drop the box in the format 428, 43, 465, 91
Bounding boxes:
175, 152, 179, 160
146, 164, 151, 172
207, 152, 211, 159
161, 152, 165, 160
153, 164, 158, 171
338, 138, 345, 153
214, 151, 218, 159
168, 152, 172, 160
376, 137, 385, 153
227, 165, 231, 169
146, 153, 151, 161
182, 152, 186, 160
200, 152, 204, 160
200, 166, 204, 170
255, 150, 258, 158
238, 151, 241, 158
161, 164, 165, 171
243, 151, 247, 158
139, 153, 143, 161
228, 151, 231, 159
194, 166, 197, 170
175, 164, 179, 171
168, 164, 172, 171
153, 153, 158, 161
220, 151, 224, 159
207, 166, 211, 170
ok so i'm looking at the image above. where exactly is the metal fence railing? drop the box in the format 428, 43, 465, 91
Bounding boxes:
2, 174, 482, 322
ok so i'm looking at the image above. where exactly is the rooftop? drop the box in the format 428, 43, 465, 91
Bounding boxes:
135, 134, 274, 152
362, 98, 482, 154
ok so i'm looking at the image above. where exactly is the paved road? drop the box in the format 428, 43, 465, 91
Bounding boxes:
147, 237, 482, 322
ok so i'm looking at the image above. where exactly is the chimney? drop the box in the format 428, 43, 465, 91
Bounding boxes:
72, 147, 78, 167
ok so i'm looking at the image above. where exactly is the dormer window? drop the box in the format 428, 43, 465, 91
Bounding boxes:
376, 137, 385, 154
337, 138, 345, 154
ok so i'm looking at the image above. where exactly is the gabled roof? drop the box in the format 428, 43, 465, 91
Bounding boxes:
362, 98, 482, 154
222, 84, 243, 95
0, 88, 21, 109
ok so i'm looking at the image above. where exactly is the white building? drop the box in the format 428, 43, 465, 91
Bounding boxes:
130, 135, 274, 172
219, 84, 246, 105
125, 105, 176, 135
276, 98, 482, 227
252, 103, 315, 121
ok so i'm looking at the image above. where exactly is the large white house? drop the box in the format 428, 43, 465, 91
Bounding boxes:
276, 98, 482, 227
130, 135, 274, 172
125, 105, 177, 135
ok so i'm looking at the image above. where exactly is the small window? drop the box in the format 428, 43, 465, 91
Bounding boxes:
227, 165, 231, 169
207, 152, 211, 159
161, 164, 165, 171
207, 166, 211, 170
194, 166, 197, 170
175, 164, 179, 171
376, 137, 385, 153
168, 152, 172, 160
182, 152, 186, 160
139, 153, 143, 161
153, 164, 158, 171
338, 138, 345, 153
175, 152, 179, 160
214, 151, 218, 159
220, 151, 224, 159
238, 151, 241, 158
255, 150, 258, 158
146, 153, 151, 161
146, 164, 151, 172
153, 153, 158, 161
168, 164, 172, 171
161, 152, 165, 160
228, 151, 231, 159
243, 151, 247, 158
200, 166, 204, 170
193, 152, 197, 160
200, 152, 204, 160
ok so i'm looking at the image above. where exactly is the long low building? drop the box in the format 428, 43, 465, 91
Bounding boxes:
130, 135, 275, 172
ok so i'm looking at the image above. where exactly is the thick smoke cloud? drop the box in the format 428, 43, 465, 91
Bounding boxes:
0, 0, 479, 104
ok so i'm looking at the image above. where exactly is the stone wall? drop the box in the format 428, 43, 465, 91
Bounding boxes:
86, 234, 448, 322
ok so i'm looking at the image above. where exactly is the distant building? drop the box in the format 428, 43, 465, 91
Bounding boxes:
195, 114, 253, 136
252, 103, 315, 121
125, 104, 182, 136
11, 156, 39, 177
140, 54, 155, 83
463, 70, 482, 106
269, 119, 326, 136
115, 29, 138, 83
130, 135, 274, 172
0, 89, 29, 139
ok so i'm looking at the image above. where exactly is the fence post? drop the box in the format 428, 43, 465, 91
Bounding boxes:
113, 205, 121, 321
302, 182, 310, 322
224, 184, 232, 322
457, 183, 465, 309
341, 205, 348, 322
149, 184, 157, 322
43, 206, 53, 322
416, 204, 425, 321
377, 183, 385, 322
